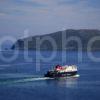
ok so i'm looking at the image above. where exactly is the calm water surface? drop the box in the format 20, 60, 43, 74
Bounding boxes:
0, 51, 100, 100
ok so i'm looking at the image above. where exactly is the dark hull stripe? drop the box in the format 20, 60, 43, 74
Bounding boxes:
45, 71, 77, 78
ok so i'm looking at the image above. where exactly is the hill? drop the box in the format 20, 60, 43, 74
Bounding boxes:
11, 29, 100, 51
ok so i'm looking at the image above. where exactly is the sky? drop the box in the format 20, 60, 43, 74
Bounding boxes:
0, 0, 100, 39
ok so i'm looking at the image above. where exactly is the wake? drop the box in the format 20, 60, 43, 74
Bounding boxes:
0, 77, 54, 85
0, 74, 80, 85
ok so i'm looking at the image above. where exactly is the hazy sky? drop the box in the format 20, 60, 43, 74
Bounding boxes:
0, 0, 100, 38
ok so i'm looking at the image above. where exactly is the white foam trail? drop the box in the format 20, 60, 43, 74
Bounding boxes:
0, 75, 80, 85
12, 75, 80, 83
19, 77, 53, 82
72, 74, 80, 78
0, 77, 54, 85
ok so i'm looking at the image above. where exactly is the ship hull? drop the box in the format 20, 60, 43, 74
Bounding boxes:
44, 71, 77, 78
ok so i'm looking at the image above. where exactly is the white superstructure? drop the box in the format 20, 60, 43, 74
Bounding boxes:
58, 65, 78, 73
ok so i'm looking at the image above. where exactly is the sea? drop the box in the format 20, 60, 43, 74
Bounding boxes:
0, 51, 100, 100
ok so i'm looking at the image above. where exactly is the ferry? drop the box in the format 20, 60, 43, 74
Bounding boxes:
44, 65, 78, 78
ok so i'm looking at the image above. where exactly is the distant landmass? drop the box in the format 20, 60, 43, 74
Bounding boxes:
11, 29, 100, 51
